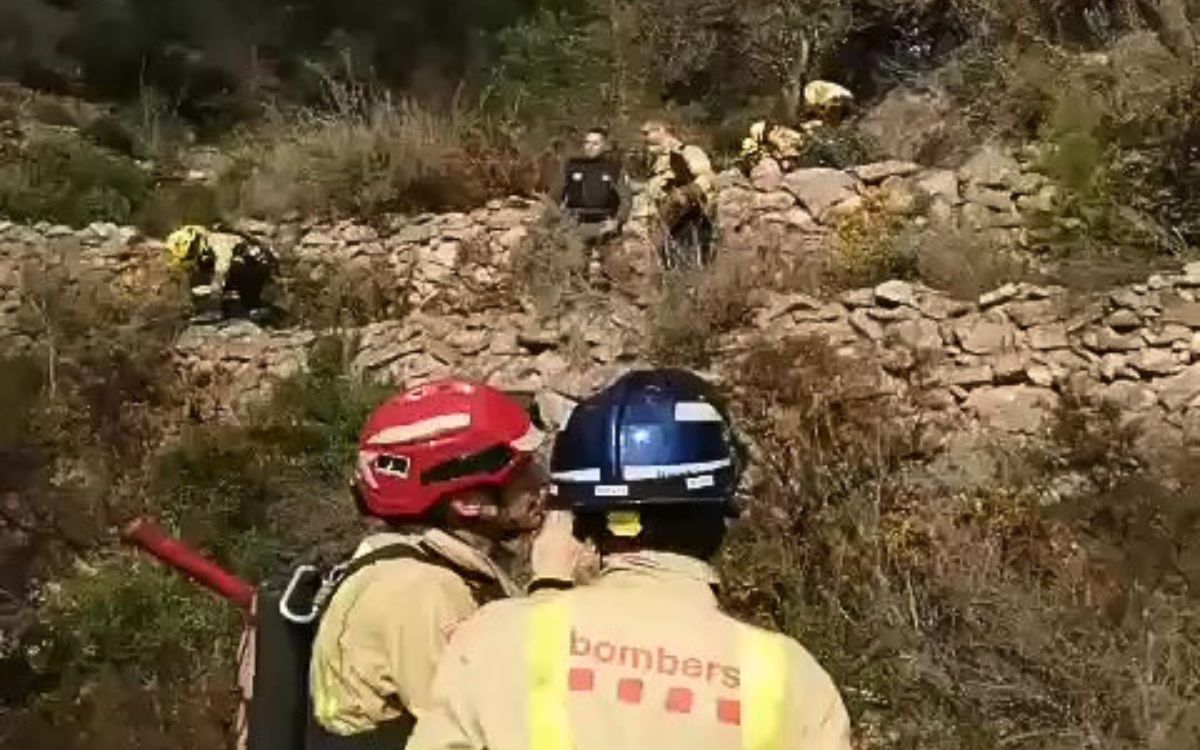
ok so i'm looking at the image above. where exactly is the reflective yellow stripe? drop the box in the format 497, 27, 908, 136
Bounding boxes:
528, 600, 572, 750
312, 660, 339, 727
740, 627, 788, 750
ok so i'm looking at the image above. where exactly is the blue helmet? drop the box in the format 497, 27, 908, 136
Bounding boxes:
550, 369, 740, 512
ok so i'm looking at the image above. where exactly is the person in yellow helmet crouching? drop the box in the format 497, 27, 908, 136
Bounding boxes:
166, 224, 277, 324
739, 119, 808, 174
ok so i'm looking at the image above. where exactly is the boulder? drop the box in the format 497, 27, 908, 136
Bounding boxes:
753, 191, 797, 212
750, 158, 785, 192
1129, 348, 1183, 377
916, 169, 960, 204
954, 312, 1017, 355
1163, 299, 1200, 328
1006, 299, 1062, 328
1153, 364, 1200, 410
979, 283, 1021, 309
874, 280, 917, 308
965, 183, 1017, 212
939, 364, 994, 387
782, 169, 859, 218
959, 145, 1022, 190
891, 318, 943, 354
853, 161, 922, 184
849, 309, 885, 341
1029, 323, 1070, 350
964, 385, 1060, 434
1104, 309, 1142, 332
1082, 328, 1144, 353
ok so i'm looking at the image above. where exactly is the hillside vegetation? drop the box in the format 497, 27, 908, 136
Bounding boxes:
2, 1, 1200, 749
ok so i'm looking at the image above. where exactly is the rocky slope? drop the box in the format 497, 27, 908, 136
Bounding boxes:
3, 149, 1199, 460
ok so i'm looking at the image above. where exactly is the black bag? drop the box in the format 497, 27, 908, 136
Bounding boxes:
247, 543, 503, 750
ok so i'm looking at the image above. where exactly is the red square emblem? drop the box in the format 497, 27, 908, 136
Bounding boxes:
617, 678, 644, 704
568, 668, 595, 692
665, 687, 694, 714
717, 699, 741, 726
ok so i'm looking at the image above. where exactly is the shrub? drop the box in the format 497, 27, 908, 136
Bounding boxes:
915, 223, 1032, 298
225, 76, 536, 220
39, 559, 240, 683
0, 135, 152, 226
648, 251, 758, 367
825, 198, 918, 289
509, 205, 589, 318
720, 336, 1200, 750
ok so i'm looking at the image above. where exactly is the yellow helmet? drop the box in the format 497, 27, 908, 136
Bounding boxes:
166, 225, 209, 268
804, 80, 854, 109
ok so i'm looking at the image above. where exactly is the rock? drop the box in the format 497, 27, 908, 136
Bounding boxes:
1029, 323, 1070, 350
1105, 309, 1142, 331
750, 158, 785, 192
959, 145, 1022, 189
991, 352, 1028, 384
1129, 348, 1183, 377
859, 86, 964, 162
782, 169, 859, 218
916, 293, 970, 320
1154, 364, 1200, 410
849, 309, 885, 341
1026, 363, 1055, 387
1145, 324, 1192, 347
964, 385, 1059, 434
841, 288, 876, 308
965, 183, 1016, 212
1098, 382, 1158, 412
823, 195, 866, 222
534, 390, 578, 432
874, 280, 917, 308
1006, 300, 1061, 328
954, 312, 1017, 355
1082, 328, 1144, 353
758, 292, 822, 324
854, 161, 922, 184
1016, 185, 1060, 214
753, 191, 797, 212
486, 208, 529, 230
1163, 299, 1200, 328
917, 169, 961, 204
779, 207, 820, 231
393, 223, 438, 244
891, 318, 943, 354
881, 346, 916, 373
940, 364, 994, 387
517, 329, 560, 353
979, 283, 1021, 309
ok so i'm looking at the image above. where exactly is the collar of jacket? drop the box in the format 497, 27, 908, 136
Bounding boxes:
355, 528, 521, 597
599, 551, 720, 602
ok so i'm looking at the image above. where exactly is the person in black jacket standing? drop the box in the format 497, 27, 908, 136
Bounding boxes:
560, 128, 629, 247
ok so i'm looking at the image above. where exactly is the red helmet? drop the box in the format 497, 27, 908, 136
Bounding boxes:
355, 379, 544, 520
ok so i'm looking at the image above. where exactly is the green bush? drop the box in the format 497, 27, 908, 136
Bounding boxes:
40, 560, 240, 684
0, 136, 152, 226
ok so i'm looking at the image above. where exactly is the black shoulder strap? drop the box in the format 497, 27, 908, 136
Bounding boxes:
316, 542, 505, 621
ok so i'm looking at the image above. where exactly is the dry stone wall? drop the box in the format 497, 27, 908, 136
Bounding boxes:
3, 146, 1199, 457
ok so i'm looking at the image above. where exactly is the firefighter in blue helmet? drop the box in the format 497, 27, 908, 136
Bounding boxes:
409, 369, 852, 750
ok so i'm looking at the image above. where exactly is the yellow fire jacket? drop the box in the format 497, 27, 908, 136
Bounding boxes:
408, 551, 851, 750
309, 529, 520, 737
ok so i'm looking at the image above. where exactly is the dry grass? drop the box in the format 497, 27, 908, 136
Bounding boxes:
224, 77, 536, 220
720, 336, 1200, 750
915, 223, 1033, 299
509, 204, 590, 318
647, 250, 759, 368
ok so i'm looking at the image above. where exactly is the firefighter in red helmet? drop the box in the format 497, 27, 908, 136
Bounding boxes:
307, 379, 570, 749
